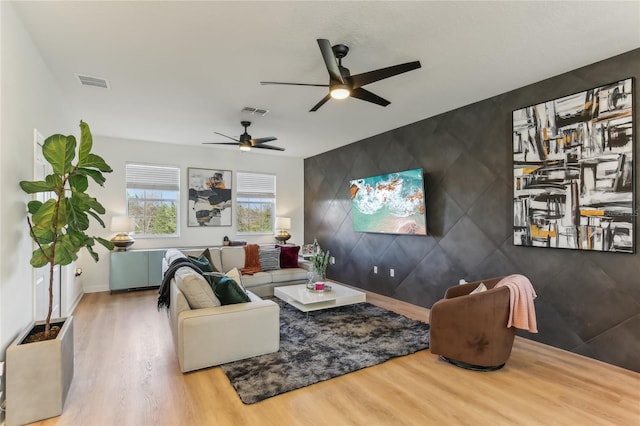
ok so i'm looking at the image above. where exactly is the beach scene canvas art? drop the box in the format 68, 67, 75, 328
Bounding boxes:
350, 168, 426, 235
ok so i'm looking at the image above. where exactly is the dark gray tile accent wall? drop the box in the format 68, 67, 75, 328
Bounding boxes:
304, 48, 640, 372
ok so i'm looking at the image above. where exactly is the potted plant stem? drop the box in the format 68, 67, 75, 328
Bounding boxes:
6, 121, 113, 426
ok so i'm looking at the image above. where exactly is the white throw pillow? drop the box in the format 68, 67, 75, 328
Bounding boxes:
175, 267, 221, 309
469, 282, 487, 295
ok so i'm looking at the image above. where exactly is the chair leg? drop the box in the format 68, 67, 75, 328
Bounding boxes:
438, 355, 505, 371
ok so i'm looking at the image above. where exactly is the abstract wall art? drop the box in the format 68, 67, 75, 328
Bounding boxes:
512, 78, 634, 252
187, 168, 232, 227
350, 168, 427, 235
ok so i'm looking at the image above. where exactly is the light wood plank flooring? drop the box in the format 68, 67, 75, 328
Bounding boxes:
32, 288, 639, 426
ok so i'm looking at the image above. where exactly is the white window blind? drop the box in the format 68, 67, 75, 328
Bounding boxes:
237, 172, 276, 198
126, 163, 179, 191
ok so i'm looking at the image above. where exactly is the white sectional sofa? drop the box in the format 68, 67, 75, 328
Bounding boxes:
163, 248, 282, 372
163, 246, 310, 373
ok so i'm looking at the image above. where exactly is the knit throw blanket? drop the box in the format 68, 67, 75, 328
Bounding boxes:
241, 244, 261, 275
496, 274, 538, 333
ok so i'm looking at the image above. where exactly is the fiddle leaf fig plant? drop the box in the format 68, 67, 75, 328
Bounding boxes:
20, 121, 114, 339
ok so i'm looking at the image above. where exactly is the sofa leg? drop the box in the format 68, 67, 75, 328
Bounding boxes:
438, 355, 505, 371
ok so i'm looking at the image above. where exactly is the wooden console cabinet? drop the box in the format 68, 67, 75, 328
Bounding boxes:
109, 249, 166, 292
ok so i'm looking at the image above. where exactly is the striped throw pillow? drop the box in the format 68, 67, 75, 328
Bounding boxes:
259, 247, 281, 271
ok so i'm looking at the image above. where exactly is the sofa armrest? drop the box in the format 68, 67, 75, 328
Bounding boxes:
176, 298, 280, 372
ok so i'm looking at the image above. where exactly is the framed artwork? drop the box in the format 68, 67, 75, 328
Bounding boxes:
187, 168, 232, 227
349, 168, 427, 235
512, 78, 634, 253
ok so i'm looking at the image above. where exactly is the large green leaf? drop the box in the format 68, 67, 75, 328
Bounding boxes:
20, 180, 56, 194
85, 244, 99, 263
27, 200, 43, 215
30, 245, 51, 268
53, 234, 80, 265
76, 167, 106, 186
69, 173, 88, 192
96, 236, 114, 251
86, 209, 106, 228
31, 199, 57, 230
78, 120, 92, 163
43, 134, 76, 175
72, 191, 106, 215
80, 153, 113, 173
65, 198, 90, 231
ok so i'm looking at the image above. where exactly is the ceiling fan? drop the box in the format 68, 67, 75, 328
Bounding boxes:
260, 39, 421, 112
203, 121, 284, 151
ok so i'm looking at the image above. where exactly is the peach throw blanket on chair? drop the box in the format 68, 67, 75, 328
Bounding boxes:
496, 274, 538, 333
241, 244, 261, 275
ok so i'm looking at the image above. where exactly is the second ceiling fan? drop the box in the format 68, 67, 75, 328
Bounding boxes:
203, 121, 284, 151
261, 39, 421, 112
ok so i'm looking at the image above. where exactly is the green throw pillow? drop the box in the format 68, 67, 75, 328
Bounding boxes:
213, 276, 251, 305
188, 254, 213, 273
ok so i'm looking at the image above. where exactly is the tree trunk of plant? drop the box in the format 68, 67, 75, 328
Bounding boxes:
45, 261, 55, 339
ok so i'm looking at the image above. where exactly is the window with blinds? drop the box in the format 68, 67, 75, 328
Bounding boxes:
236, 172, 276, 234
126, 163, 180, 237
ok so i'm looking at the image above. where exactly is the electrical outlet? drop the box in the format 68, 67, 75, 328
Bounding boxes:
373, 266, 378, 274
390, 268, 395, 277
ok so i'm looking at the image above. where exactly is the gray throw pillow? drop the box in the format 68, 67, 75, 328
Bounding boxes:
259, 247, 281, 271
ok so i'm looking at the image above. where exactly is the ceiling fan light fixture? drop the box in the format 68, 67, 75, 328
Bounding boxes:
330, 84, 350, 100
239, 145, 251, 152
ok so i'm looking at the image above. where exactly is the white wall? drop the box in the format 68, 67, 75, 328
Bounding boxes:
80, 135, 305, 292
0, 1, 73, 361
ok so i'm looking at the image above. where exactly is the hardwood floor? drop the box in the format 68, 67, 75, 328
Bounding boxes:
33, 288, 639, 426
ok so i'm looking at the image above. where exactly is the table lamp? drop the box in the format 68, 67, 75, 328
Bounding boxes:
274, 217, 291, 244
110, 216, 135, 251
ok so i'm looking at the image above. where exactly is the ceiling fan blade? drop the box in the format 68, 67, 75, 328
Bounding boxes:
260, 81, 329, 87
350, 61, 422, 89
310, 94, 332, 112
251, 137, 278, 145
317, 39, 344, 84
255, 144, 285, 151
203, 142, 241, 146
213, 132, 239, 142
350, 87, 391, 107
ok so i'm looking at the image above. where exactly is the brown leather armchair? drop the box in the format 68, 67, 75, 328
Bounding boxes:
429, 277, 516, 371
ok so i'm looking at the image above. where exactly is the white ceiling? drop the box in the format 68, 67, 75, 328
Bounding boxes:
11, 1, 640, 159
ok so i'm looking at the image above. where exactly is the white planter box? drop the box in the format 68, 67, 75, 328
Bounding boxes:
6, 316, 74, 426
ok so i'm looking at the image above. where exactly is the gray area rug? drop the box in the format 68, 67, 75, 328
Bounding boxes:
220, 298, 430, 404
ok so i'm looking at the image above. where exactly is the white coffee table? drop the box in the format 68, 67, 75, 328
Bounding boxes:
274, 282, 366, 314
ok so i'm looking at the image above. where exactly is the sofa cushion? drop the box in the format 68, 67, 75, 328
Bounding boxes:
277, 245, 300, 268
220, 246, 246, 270
174, 267, 221, 309
259, 247, 281, 271
270, 267, 309, 282
214, 277, 251, 305
241, 272, 273, 288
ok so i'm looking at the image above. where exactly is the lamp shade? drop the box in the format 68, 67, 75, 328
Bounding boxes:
110, 216, 135, 232
275, 217, 291, 230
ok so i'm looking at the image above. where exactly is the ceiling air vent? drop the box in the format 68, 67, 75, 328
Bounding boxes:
75, 74, 110, 89
241, 106, 269, 116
